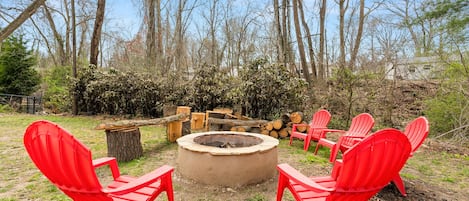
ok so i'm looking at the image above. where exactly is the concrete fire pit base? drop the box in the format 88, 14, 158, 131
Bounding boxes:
176, 131, 279, 187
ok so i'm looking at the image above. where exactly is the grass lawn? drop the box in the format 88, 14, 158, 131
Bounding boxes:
1, 113, 468, 201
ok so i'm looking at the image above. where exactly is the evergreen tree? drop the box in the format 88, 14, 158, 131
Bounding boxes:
0, 35, 40, 95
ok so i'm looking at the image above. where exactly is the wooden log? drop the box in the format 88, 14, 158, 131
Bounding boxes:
260, 128, 270, 135
264, 122, 274, 131
207, 118, 269, 127
205, 111, 227, 131
230, 126, 239, 131
296, 121, 308, 132
95, 113, 187, 130
272, 119, 284, 130
106, 128, 143, 162
270, 130, 279, 138
237, 126, 252, 132
278, 127, 289, 138
290, 112, 304, 124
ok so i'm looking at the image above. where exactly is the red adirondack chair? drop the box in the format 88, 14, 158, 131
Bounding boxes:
289, 109, 331, 151
393, 116, 429, 196
276, 128, 411, 201
314, 113, 374, 162
23, 120, 175, 201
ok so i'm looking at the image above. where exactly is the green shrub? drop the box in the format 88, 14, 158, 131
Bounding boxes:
424, 62, 469, 141
43, 66, 71, 113
0, 35, 40, 95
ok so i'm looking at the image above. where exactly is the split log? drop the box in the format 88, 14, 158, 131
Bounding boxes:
95, 113, 187, 130
278, 127, 289, 138
290, 112, 304, 124
207, 118, 269, 127
264, 122, 274, 131
296, 121, 309, 133
270, 130, 279, 138
237, 126, 252, 132
272, 119, 284, 130
106, 128, 143, 162
260, 129, 270, 135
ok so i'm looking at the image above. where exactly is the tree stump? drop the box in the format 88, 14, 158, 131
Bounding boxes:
105, 128, 143, 162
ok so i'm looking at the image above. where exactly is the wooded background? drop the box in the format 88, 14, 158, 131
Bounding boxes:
0, 0, 467, 143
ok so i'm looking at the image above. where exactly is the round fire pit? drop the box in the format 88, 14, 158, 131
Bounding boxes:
176, 131, 279, 187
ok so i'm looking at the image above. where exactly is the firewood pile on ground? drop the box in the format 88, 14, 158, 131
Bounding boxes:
205, 108, 309, 139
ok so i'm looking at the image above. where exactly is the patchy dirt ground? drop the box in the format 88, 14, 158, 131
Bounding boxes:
151, 136, 469, 201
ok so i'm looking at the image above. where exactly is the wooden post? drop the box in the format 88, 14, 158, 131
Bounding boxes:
191, 112, 206, 130
167, 121, 182, 142
167, 106, 191, 142
105, 128, 143, 162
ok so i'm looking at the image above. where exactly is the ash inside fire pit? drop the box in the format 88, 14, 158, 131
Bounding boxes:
194, 134, 262, 148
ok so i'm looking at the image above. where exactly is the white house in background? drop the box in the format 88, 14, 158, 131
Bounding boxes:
385, 56, 446, 80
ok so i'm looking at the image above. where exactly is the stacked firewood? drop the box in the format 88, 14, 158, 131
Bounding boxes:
258, 112, 309, 139
207, 110, 310, 139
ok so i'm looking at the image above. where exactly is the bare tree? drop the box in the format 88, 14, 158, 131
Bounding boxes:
292, 0, 311, 84
0, 0, 46, 41
319, 0, 327, 79
89, 0, 105, 66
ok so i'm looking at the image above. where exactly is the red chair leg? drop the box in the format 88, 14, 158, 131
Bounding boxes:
304, 135, 311, 151
329, 144, 339, 163
276, 173, 288, 201
392, 174, 407, 196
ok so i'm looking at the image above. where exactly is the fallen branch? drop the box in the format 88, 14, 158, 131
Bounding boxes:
434, 124, 469, 139
95, 113, 187, 130
208, 118, 269, 127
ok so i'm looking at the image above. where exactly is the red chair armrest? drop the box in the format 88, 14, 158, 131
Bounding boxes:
322, 129, 346, 133
93, 157, 121, 179
318, 138, 336, 148
277, 163, 335, 192
102, 165, 174, 195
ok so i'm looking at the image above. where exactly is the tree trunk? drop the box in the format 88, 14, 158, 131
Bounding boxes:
339, 0, 347, 70
106, 128, 143, 162
146, 0, 157, 69
89, 0, 106, 66
349, 0, 365, 70
71, 0, 78, 115
273, 0, 284, 62
292, 0, 311, 84
319, 0, 327, 79
0, 0, 46, 42
298, 0, 317, 80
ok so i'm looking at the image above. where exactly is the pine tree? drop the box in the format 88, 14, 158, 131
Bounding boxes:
0, 35, 40, 95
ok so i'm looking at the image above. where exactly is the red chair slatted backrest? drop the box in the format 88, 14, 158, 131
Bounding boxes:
404, 116, 429, 154
341, 113, 374, 147
309, 109, 332, 139
330, 128, 411, 200
24, 120, 111, 201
